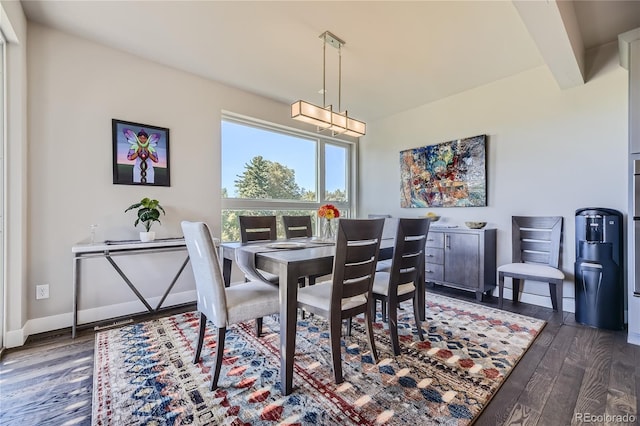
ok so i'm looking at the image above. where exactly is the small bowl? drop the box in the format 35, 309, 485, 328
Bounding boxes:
426, 215, 440, 222
465, 221, 487, 229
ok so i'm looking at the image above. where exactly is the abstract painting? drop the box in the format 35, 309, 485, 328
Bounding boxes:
400, 135, 486, 208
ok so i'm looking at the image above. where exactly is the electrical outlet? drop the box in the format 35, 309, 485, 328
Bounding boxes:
36, 284, 49, 300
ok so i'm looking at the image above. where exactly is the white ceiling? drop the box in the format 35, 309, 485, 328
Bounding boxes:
21, 1, 640, 123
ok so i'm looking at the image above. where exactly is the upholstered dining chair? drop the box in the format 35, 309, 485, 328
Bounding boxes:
181, 221, 280, 390
372, 218, 429, 356
238, 215, 279, 284
297, 218, 385, 384
498, 216, 565, 315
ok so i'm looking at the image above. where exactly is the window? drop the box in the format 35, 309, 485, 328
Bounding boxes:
221, 114, 355, 241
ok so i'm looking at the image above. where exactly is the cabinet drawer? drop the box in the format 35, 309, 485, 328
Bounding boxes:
426, 232, 444, 248
425, 247, 444, 265
424, 263, 444, 281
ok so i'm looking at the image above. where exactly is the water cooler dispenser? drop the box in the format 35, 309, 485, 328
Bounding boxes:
574, 208, 624, 330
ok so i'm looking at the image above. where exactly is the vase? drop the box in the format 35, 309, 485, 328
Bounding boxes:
322, 219, 335, 241
140, 231, 156, 242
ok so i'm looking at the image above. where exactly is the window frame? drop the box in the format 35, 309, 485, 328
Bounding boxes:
221, 112, 357, 222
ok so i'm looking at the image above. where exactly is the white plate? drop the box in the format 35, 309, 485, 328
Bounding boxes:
266, 242, 307, 249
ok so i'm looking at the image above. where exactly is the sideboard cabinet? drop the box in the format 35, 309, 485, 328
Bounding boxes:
424, 227, 497, 301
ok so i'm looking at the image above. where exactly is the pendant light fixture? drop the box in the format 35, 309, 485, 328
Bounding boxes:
291, 31, 366, 137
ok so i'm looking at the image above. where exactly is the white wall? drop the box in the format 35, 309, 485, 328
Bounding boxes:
2, 0, 28, 347
359, 47, 628, 313
5, 23, 319, 347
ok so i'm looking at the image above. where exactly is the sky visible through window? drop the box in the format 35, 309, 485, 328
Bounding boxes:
222, 121, 346, 198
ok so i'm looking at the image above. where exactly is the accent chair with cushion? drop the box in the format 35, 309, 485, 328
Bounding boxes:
181, 221, 280, 390
497, 216, 565, 315
372, 217, 429, 355
296, 218, 385, 384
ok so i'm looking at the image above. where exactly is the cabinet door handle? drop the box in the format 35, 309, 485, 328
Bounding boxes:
426, 269, 433, 273
445, 234, 451, 249
426, 254, 434, 258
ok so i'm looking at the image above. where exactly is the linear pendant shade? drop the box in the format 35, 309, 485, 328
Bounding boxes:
291, 31, 366, 138
291, 100, 366, 137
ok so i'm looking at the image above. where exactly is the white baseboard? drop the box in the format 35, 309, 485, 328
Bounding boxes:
4, 290, 196, 348
492, 288, 576, 313
628, 331, 640, 346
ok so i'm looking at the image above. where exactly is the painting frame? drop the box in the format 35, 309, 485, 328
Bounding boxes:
400, 134, 487, 208
112, 119, 171, 186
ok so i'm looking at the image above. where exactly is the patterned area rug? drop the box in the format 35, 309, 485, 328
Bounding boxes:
92, 294, 545, 425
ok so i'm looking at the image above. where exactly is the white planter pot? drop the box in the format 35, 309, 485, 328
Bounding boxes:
140, 231, 156, 242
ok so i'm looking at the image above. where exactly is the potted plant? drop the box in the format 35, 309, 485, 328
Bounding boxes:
125, 197, 165, 242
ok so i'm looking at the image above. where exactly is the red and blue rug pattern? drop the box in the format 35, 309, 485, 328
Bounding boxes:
92, 293, 545, 425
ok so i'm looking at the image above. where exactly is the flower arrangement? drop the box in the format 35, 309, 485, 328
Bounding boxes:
318, 204, 340, 220
318, 204, 340, 240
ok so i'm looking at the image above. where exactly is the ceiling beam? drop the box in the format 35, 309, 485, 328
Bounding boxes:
619, 27, 640, 70
513, 0, 585, 89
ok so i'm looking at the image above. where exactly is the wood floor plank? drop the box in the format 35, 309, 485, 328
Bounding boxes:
504, 402, 540, 426
473, 322, 557, 426
572, 327, 614, 419
502, 324, 580, 425
537, 357, 585, 425
606, 332, 638, 418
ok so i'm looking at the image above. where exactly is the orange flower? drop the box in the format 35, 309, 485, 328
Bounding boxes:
318, 204, 340, 220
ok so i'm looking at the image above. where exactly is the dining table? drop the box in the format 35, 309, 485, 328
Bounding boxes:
220, 237, 425, 396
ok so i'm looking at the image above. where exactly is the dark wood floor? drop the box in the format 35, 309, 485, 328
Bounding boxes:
2, 287, 638, 425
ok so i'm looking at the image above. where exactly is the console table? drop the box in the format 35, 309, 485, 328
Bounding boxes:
71, 238, 190, 338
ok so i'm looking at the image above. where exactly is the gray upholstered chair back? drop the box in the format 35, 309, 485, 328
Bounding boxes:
181, 221, 228, 327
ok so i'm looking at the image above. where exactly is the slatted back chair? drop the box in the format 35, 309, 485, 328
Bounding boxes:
239, 215, 277, 243
297, 218, 385, 384
372, 218, 429, 355
237, 215, 279, 284
282, 215, 313, 239
498, 216, 565, 314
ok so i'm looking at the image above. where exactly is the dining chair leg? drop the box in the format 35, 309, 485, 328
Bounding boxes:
255, 317, 263, 337
498, 273, 505, 309
388, 299, 401, 356
330, 314, 344, 384
364, 304, 379, 363
381, 300, 388, 323
512, 278, 521, 303
210, 327, 226, 390
413, 294, 425, 342
549, 280, 563, 312
193, 311, 207, 364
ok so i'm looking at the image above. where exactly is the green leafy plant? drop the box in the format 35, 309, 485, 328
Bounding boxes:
125, 197, 165, 232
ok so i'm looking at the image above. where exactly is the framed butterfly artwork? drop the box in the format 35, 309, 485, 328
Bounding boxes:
112, 119, 171, 186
